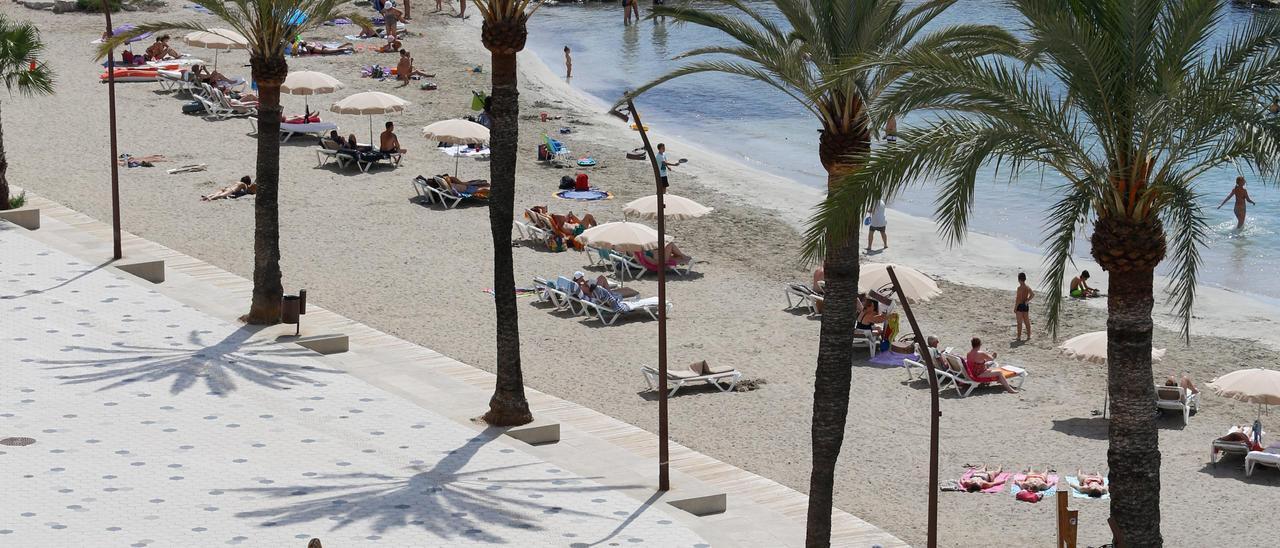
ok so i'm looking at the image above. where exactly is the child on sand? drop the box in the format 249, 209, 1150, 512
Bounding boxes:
1070, 271, 1099, 298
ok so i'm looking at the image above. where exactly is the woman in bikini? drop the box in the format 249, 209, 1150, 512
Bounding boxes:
1217, 176, 1257, 230
202, 176, 256, 201
855, 299, 885, 331
1016, 467, 1055, 492
960, 465, 1005, 492
1069, 470, 1108, 498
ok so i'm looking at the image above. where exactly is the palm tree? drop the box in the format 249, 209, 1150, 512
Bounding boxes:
807, 1, 1280, 544
0, 16, 54, 211
474, 0, 541, 426
98, 0, 362, 324
624, 1, 1009, 544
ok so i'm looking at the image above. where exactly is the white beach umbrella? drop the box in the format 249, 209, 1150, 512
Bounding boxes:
857, 263, 941, 303
183, 28, 248, 70
281, 71, 344, 115
578, 222, 673, 253
422, 119, 490, 176
330, 91, 410, 144
1058, 331, 1166, 364
623, 194, 714, 220
1209, 368, 1280, 432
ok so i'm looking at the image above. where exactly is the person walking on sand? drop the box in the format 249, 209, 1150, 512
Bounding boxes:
866, 198, 887, 250
1014, 272, 1034, 340
1218, 176, 1256, 230
656, 143, 678, 190
564, 46, 572, 80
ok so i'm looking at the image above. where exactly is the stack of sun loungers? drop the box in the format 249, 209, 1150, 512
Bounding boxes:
640, 361, 743, 396
532, 275, 669, 325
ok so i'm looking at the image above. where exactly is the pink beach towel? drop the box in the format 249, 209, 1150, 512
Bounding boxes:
960, 469, 1010, 493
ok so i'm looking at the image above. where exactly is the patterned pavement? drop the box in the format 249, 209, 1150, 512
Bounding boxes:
0, 223, 707, 547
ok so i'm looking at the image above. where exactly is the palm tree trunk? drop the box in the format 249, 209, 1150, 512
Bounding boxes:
806, 129, 867, 548
0, 100, 10, 211
1093, 216, 1165, 547
243, 56, 287, 325
482, 48, 532, 427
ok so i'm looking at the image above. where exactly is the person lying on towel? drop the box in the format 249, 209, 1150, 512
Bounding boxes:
1015, 467, 1055, 492
296, 41, 355, 55
1068, 470, 1108, 498
960, 465, 1005, 492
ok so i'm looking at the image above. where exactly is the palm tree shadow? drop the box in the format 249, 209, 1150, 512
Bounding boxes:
232, 429, 639, 543
0, 259, 111, 300
37, 325, 343, 396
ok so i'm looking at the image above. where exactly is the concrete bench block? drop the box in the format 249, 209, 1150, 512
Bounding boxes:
504, 421, 560, 446
0, 207, 39, 230
294, 334, 349, 355
667, 493, 727, 517
114, 259, 165, 284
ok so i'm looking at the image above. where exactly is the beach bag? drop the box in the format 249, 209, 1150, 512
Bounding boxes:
182, 101, 205, 114
538, 144, 551, 162
574, 173, 589, 191
471, 91, 487, 111
558, 175, 575, 190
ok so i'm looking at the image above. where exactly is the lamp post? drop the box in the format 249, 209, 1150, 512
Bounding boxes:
886, 266, 939, 547
626, 97, 669, 491
103, 7, 122, 260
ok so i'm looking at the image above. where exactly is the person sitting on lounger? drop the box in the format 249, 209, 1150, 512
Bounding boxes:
325, 130, 345, 147
960, 465, 1005, 492
1164, 373, 1199, 395
1069, 470, 1108, 498
1070, 270, 1100, 298
379, 121, 405, 157
855, 299, 886, 332
296, 41, 354, 55
560, 212, 597, 234
192, 65, 241, 92
395, 49, 432, 86
145, 35, 181, 60
965, 337, 1020, 393
345, 134, 366, 151
202, 176, 256, 201
1016, 467, 1055, 492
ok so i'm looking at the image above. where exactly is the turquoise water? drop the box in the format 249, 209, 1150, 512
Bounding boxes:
527, 1, 1280, 299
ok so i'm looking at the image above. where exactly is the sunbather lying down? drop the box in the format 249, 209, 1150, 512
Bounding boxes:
1016, 467, 1056, 492
296, 41, 355, 55
202, 176, 256, 201
960, 464, 1004, 492
1068, 470, 1108, 498
441, 174, 489, 195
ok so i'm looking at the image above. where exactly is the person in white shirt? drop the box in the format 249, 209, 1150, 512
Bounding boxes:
867, 199, 888, 250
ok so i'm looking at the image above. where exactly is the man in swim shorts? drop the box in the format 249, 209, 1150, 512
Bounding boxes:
1015, 272, 1034, 340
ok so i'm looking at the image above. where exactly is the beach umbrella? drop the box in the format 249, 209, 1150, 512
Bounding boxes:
95, 24, 152, 45
858, 263, 941, 303
281, 71, 344, 114
422, 119, 490, 176
578, 222, 673, 253
623, 194, 713, 220
330, 91, 410, 144
1209, 368, 1280, 443
1058, 331, 1166, 364
183, 28, 248, 70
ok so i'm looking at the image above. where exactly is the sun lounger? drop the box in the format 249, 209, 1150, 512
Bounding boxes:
440, 144, 491, 158
579, 294, 669, 325
1154, 384, 1199, 423
1245, 443, 1280, 476
784, 283, 823, 315
851, 298, 894, 358
316, 139, 352, 169
352, 149, 402, 173
412, 175, 487, 209
533, 276, 576, 313
939, 352, 1026, 397
604, 250, 645, 281
633, 250, 694, 276
1211, 426, 1263, 466
280, 121, 338, 142
641, 361, 742, 396
515, 209, 552, 242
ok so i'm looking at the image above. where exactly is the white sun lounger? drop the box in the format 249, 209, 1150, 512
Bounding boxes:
939, 352, 1027, 397
579, 295, 669, 325
784, 283, 823, 315
851, 299, 894, 358
641, 362, 742, 396
1245, 444, 1280, 476
1211, 426, 1264, 466
1154, 385, 1199, 424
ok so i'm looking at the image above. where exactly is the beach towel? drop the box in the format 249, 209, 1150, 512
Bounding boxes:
960, 469, 1010, 494
555, 189, 613, 201
1065, 476, 1110, 500
869, 350, 917, 367
185, 4, 213, 14
1009, 474, 1059, 502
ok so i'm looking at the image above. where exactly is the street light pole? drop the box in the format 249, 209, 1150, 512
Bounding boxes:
103, 7, 123, 260
626, 97, 669, 491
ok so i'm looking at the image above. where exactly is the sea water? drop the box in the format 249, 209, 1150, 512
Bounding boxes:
527, 0, 1279, 300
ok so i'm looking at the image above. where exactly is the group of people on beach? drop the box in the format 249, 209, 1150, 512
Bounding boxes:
959, 465, 1109, 498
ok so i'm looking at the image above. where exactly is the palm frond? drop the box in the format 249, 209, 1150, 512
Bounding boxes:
0, 16, 54, 96
1153, 178, 1209, 342
1038, 184, 1095, 338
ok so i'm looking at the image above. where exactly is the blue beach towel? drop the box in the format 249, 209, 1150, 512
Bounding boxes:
1065, 476, 1110, 499
555, 189, 613, 201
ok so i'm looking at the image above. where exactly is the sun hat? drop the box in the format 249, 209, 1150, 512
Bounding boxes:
573, 271, 585, 280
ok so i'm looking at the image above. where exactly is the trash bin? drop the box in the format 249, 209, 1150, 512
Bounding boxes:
282, 295, 301, 325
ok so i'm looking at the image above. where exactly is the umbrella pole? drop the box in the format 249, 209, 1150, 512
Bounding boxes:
627, 98, 669, 492
368, 116, 374, 146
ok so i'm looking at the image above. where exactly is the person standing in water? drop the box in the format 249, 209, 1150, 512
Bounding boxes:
1217, 176, 1257, 230
1014, 272, 1034, 341
563, 46, 572, 80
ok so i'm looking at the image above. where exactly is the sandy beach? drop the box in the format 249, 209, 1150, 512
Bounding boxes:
6, 4, 1279, 546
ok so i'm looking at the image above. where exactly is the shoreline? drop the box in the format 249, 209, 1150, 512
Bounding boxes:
513, 32, 1280, 350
